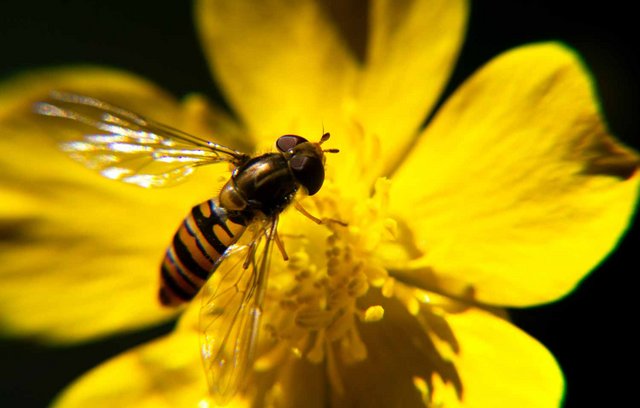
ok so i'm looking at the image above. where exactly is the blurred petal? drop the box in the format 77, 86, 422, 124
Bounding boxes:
0, 67, 173, 118
390, 43, 640, 306
357, 0, 468, 171
0, 68, 228, 342
180, 92, 252, 153
196, 0, 358, 146
53, 330, 208, 408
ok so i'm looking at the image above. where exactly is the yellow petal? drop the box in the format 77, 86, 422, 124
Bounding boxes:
330, 293, 462, 407
196, 0, 358, 146
196, 0, 468, 178
390, 43, 640, 306
0, 68, 228, 342
357, 0, 468, 172
330, 293, 562, 407
441, 308, 564, 408
53, 331, 211, 408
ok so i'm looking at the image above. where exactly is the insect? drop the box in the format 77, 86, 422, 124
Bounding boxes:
35, 91, 339, 405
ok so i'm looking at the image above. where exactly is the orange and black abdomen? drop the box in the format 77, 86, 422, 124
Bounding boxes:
159, 199, 245, 306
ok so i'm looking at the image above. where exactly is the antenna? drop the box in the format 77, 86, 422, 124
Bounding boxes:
318, 132, 339, 153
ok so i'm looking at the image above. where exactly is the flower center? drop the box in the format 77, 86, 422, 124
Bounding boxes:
259, 178, 396, 368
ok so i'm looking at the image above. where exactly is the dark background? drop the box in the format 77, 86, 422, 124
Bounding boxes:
1, 1, 637, 407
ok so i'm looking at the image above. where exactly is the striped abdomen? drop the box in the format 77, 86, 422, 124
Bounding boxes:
159, 199, 245, 306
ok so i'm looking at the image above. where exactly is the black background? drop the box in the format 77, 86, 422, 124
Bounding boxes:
1, 1, 638, 407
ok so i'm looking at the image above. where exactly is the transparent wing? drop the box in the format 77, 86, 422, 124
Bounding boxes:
199, 217, 278, 405
34, 91, 249, 188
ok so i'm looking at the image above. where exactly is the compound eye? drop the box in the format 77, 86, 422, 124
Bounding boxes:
276, 135, 309, 152
290, 155, 324, 195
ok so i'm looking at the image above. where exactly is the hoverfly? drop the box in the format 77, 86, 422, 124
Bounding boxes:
35, 91, 339, 405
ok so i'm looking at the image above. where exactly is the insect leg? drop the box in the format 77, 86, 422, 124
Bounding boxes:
242, 239, 258, 269
274, 228, 289, 261
294, 201, 348, 227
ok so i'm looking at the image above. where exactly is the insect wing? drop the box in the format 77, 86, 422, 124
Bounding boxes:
199, 218, 277, 405
35, 91, 248, 188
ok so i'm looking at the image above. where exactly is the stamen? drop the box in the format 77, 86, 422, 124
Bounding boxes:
295, 308, 334, 330
327, 346, 345, 395
307, 332, 326, 363
340, 327, 367, 363
261, 178, 400, 373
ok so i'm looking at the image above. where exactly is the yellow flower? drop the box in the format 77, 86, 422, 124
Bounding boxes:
1, 0, 638, 407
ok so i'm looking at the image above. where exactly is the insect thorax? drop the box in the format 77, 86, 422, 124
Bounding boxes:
219, 153, 299, 223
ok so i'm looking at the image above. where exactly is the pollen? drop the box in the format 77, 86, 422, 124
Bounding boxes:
363, 305, 384, 322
